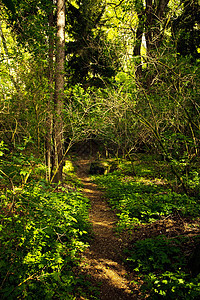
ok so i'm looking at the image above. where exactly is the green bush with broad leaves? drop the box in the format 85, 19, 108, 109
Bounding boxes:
0, 183, 90, 299
126, 236, 200, 299
94, 172, 200, 230
0, 144, 91, 299
143, 271, 200, 299
93, 158, 200, 299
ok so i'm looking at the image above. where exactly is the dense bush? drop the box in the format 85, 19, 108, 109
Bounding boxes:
0, 146, 90, 299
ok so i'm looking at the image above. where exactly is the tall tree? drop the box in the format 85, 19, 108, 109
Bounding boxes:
0, 20, 19, 92
133, 0, 145, 77
52, 0, 65, 182
2, 0, 67, 182
66, 0, 118, 86
131, 0, 170, 77
145, 0, 170, 52
46, 1, 54, 181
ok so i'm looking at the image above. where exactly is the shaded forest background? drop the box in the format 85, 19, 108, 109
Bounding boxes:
0, 0, 200, 299
0, 0, 200, 188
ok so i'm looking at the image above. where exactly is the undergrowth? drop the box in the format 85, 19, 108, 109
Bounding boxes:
93, 156, 200, 299
94, 172, 200, 230
0, 146, 91, 299
126, 235, 200, 299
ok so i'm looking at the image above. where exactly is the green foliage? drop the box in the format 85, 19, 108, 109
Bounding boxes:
0, 141, 8, 157
1, 1, 200, 298
94, 162, 200, 230
143, 271, 200, 299
66, 0, 118, 86
94, 157, 200, 299
173, 0, 200, 61
0, 150, 91, 299
0, 143, 38, 187
5, 0, 51, 55
126, 236, 200, 299
2, 0, 16, 14
125, 235, 184, 273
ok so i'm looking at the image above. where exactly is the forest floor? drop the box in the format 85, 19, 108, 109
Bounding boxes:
74, 157, 200, 300
75, 159, 139, 299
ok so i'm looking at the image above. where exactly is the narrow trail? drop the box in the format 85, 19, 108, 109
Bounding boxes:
76, 159, 138, 300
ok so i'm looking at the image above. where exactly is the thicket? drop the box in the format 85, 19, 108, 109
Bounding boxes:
67, 48, 200, 195
1, 1, 199, 191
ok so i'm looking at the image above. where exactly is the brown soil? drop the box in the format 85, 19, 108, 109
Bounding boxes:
75, 159, 138, 300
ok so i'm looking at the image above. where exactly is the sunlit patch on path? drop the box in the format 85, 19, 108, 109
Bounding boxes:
76, 159, 138, 299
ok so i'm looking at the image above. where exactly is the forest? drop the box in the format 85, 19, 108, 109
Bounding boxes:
0, 0, 200, 299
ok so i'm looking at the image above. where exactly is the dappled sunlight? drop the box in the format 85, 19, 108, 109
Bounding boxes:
83, 188, 99, 194
81, 254, 133, 297
91, 158, 200, 298
135, 177, 168, 186
76, 159, 138, 299
91, 220, 115, 228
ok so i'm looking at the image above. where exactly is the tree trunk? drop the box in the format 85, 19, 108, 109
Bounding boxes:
156, 0, 170, 20
134, 0, 169, 85
133, 1, 145, 78
52, 0, 65, 183
145, 0, 153, 54
145, 0, 170, 53
46, 3, 54, 182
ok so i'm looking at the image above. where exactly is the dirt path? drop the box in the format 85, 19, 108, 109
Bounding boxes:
76, 159, 137, 300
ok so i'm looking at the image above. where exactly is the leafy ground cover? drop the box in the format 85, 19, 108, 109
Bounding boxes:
94, 155, 200, 299
0, 148, 91, 299
1, 148, 200, 299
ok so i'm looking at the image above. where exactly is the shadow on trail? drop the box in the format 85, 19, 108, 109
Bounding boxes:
76, 162, 138, 299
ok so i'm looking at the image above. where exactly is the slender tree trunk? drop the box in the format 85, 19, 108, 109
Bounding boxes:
133, 1, 145, 78
134, 0, 170, 86
156, 0, 170, 19
145, 0, 153, 54
46, 4, 54, 182
52, 0, 65, 183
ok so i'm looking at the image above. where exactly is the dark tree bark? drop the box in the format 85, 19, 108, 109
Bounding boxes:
133, 0, 170, 82
145, 0, 170, 54
145, 0, 153, 54
156, 0, 169, 19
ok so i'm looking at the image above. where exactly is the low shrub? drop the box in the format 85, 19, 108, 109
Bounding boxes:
94, 172, 200, 230
94, 158, 200, 299
126, 235, 200, 299
0, 182, 90, 299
